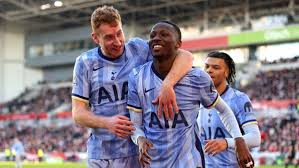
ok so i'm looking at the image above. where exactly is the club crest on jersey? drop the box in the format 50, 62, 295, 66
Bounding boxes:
73, 76, 77, 86
111, 71, 117, 80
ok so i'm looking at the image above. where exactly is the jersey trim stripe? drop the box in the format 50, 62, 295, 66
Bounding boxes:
241, 120, 258, 128
72, 96, 89, 103
71, 93, 89, 103
205, 94, 220, 109
127, 104, 142, 113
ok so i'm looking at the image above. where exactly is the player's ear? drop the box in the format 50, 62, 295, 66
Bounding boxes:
175, 40, 182, 49
91, 32, 100, 44
225, 69, 229, 79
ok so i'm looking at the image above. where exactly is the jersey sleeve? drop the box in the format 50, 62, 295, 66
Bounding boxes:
235, 94, 258, 128
71, 56, 90, 103
197, 71, 219, 108
127, 69, 142, 113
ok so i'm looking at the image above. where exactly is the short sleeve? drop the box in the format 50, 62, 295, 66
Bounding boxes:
71, 56, 90, 103
235, 94, 258, 127
197, 71, 219, 108
127, 69, 142, 113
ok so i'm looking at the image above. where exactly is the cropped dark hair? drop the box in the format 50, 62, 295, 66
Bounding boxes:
158, 20, 182, 41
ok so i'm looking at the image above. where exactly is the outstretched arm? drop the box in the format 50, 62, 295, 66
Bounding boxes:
153, 49, 193, 120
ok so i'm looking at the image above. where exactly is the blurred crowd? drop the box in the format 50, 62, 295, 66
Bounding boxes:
0, 117, 298, 164
0, 86, 71, 114
242, 68, 299, 101
0, 124, 88, 160
261, 56, 299, 65
259, 117, 299, 165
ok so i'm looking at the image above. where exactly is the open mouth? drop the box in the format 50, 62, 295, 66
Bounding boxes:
112, 46, 122, 52
152, 44, 163, 51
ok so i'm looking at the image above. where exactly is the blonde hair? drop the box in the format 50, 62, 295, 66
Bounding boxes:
90, 5, 121, 32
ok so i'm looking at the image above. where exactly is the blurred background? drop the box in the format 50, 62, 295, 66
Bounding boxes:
0, 0, 298, 167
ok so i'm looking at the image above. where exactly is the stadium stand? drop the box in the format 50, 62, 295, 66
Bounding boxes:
241, 68, 299, 101
0, 123, 87, 162
0, 84, 71, 115
258, 116, 299, 166
261, 55, 299, 65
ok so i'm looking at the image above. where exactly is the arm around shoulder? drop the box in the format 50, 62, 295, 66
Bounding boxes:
165, 49, 193, 86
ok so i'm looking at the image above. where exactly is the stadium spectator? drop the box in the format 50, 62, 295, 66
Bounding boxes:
37, 148, 44, 162
5, 146, 11, 161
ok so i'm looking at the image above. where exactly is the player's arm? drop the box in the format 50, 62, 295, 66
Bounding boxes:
127, 70, 153, 167
225, 98, 261, 150
225, 124, 260, 148
199, 72, 254, 168
72, 97, 134, 138
204, 123, 260, 156
129, 109, 153, 167
212, 97, 255, 168
153, 49, 193, 120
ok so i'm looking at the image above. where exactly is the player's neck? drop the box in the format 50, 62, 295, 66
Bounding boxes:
153, 55, 176, 79
216, 82, 228, 95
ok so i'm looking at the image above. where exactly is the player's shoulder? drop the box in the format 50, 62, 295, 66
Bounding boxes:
125, 37, 149, 59
126, 37, 147, 49
130, 62, 152, 77
187, 67, 210, 79
229, 87, 251, 104
231, 88, 250, 99
76, 47, 99, 68
127, 37, 147, 45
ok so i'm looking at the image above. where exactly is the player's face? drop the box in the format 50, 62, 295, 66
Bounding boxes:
91, 21, 125, 58
204, 57, 229, 88
149, 23, 181, 59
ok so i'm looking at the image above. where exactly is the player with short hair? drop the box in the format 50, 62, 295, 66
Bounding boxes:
71, 6, 193, 168
128, 21, 254, 168
199, 51, 261, 168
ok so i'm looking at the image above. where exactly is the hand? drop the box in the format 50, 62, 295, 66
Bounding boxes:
105, 115, 135, 138
204, 139, 228, 156
137, 136, 153, 168
235, 137, 254, 168
152, 82, 178, 120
